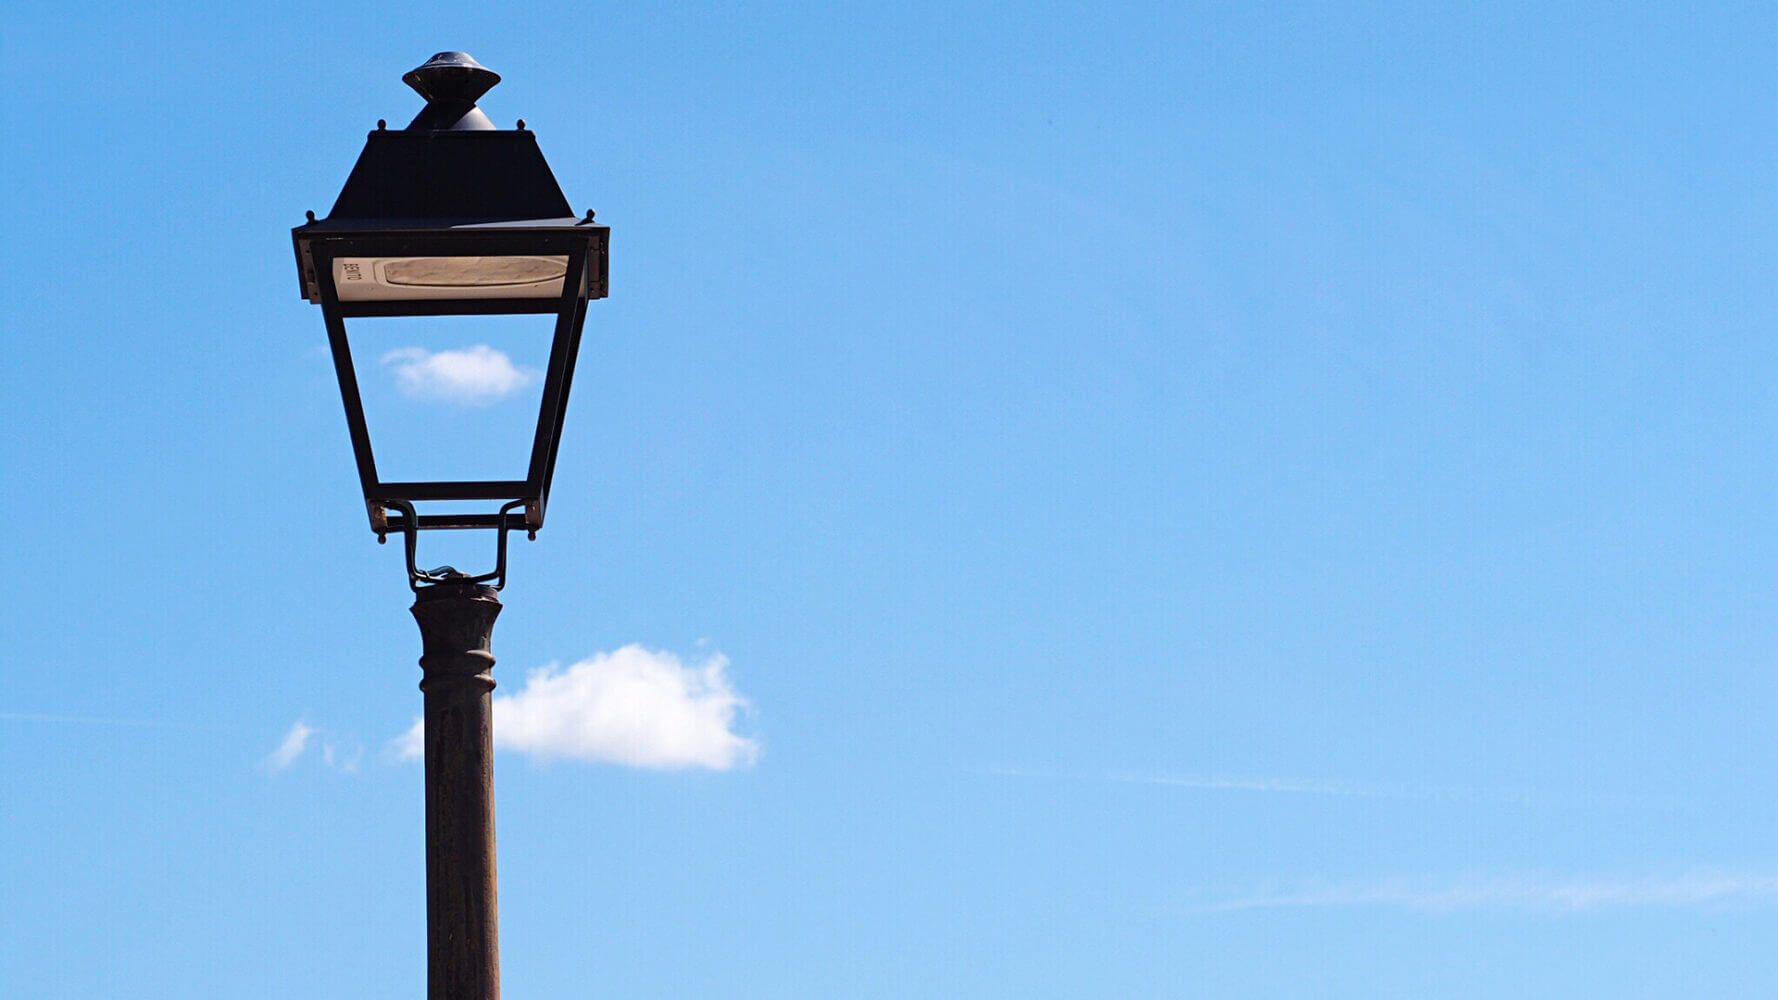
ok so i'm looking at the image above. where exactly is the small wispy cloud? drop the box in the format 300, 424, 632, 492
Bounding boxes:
0, 711, 201, 730
265, 720, 362, 774
1105, 770, 1549, 805
391, 720, 424, 763
381, 345, 536, 405
1179, 872, 1778, 914
983, 766, 1520, 804
320, 738, 364, 773
979, 766, 1626, 808
265, 721, 315, 772
1106, 770, 1400, 799
393, 645, 759, 771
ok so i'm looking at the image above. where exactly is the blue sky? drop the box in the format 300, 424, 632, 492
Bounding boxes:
6, 2, 1778, 996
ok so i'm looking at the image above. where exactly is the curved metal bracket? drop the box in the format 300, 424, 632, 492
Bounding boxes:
378, 499, 528, 592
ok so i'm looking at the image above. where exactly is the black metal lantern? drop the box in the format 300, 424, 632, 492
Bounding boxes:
293, 52, 608, 587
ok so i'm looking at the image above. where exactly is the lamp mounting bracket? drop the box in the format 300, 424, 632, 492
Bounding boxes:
379, 499, 532, 592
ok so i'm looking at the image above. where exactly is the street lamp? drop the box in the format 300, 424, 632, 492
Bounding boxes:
291, 52, 608, 999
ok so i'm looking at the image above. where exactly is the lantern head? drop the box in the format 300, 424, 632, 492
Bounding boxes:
292, 52, 608, 585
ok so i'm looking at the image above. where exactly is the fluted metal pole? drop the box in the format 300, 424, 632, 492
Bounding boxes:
411, 582, 503, 1000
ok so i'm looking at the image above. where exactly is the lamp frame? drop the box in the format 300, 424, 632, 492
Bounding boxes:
298, 223, 609, 537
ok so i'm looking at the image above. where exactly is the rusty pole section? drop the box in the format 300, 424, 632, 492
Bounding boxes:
412, 582, 504, 1000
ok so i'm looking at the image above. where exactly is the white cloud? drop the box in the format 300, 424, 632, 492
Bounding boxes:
320, 738, 363, 773
265, 721, 315, 772
265, 720, 363, 773
1181, 872, 1778, 914
393, 645, 758, 770
1105, 771, 1395, 798
982, 766, 1559, 806
381, 345, 536, 405
0, 711, 190, 729
392, 717, 425, 762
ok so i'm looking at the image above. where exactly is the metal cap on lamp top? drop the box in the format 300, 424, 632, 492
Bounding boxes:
292, 52, 609, 588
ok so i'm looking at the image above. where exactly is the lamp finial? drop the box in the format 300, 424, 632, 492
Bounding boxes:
402, 52, 501, 131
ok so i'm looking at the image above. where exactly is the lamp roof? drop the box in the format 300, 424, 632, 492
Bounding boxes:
307, 129, 577, 229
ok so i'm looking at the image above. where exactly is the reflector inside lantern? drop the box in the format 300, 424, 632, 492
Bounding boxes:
332, 255, 569, 301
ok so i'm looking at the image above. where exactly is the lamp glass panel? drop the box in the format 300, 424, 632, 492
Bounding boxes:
346, 314, 552, 483
333, 254, 569, 301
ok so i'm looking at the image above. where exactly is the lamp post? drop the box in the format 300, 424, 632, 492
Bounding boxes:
291, 52, 608, 999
